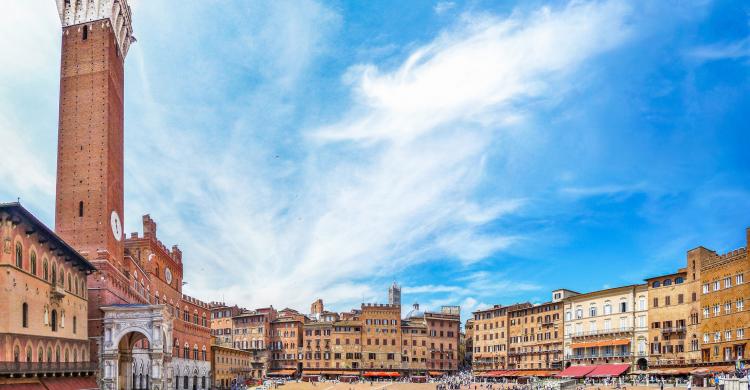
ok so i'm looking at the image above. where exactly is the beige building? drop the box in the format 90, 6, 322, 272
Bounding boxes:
645, 267, 701, 367
507, 291, 570, 371
361, 303, 402, 370
472, 303, 531, 371
563, 284, 649, 371
212, 342, 254, 389
698, 229, 749, 363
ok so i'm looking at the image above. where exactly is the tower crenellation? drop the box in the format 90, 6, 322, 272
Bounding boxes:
55, 0, 135, 57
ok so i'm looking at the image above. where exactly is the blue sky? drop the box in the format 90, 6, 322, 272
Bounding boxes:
1, 1, 749, 320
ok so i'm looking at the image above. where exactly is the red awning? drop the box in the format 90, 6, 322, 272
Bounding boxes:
587, 364, 630, 377
363, 371, 400, 377
429, 371, 446, 376
41, 377, 98, 390
558, 365, 597, 378
267, 369, 296, 376
0, 383, 45, 390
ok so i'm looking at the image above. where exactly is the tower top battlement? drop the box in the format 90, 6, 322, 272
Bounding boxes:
55, 0, 134, 57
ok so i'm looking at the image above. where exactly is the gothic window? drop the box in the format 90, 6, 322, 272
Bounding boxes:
30, 251, 37, 275
55, 346, 60, 363
22, 303, 28, 328
51, 310, 58, 332
183, 376, 188, 389
26, 346, 32, 362
38, 347, 43, 362
43, 259, 49, 280
73, 316, 77, 334
15, 242, 23, 268
82, 25, 88, 40
51, 264, 57, 285
68, 273, 72, 291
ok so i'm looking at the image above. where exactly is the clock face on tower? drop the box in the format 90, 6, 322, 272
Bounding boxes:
110, 211, 122, 242
165, 267, 173, 285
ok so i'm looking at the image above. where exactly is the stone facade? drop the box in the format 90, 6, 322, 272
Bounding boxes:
699, 229, 750, 363
472, 303, 531, 371
646, 269, 701, 367
507, 299, 564, 370
563, 284, 649, 370
0, 203, 96, 377
211, 344, 253, 389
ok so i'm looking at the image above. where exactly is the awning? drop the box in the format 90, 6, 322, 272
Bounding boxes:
0, 383, 45, 390
571, 339, 631, 349
429, 371, 446, 376
41, 377, 98, 390
363, 372, 400, 377
267, 369, 296, 376
557, 365, 596, 378
691, 366, 735, 375
648, 367, 696, 376
587, 364, 630, 377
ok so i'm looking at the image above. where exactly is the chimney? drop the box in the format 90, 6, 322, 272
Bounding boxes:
143, 215, 157, 239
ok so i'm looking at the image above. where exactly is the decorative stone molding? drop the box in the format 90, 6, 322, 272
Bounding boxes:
54, 0, 135, 57
100, 304, 173, 390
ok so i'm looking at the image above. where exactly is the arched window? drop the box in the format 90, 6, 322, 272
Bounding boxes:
15, 242, 23, 268
60, 270, 65, 287
51, 264, 57, 285
46, 347, 52, 363
183, 376, 188, 389
68, 273, 72, 291
183, 344, 189, 359
652, 281, 660, 288
55, 346, 60, 363
43, 259, 49, 280
193, 345, 198, 360
64, 348, 69, 362
26, 346, 32, 362
675, 277, 684, 284
22, 303, 28, 328
73, 349, 78, 363
51, 310, 58, 332
663, 279, 672, 286
73, 316, 77, 334
13, 346, 20, 363
30, 251, 37, 275
38, 347, 43, 363
201, 345, 206, 360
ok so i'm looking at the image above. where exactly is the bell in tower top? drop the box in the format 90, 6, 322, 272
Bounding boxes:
55, 0, 135, 57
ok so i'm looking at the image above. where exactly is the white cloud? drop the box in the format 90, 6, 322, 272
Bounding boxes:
688, 37, 750, 61
434, 1, 456, 15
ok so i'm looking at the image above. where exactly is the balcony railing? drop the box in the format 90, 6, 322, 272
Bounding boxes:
661, 327, 687, 334
566, 352, 632, 359
570, 327, 634, 338
0, 362, 97, 375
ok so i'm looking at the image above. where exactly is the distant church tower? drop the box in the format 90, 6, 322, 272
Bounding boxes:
388, 282, 401, 306
53, 0, 135, 270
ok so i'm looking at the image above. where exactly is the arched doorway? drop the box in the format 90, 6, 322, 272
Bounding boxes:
636, 358, 648, 371
100, 305, 172, 390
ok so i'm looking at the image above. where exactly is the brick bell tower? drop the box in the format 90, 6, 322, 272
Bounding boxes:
53, 0, 134, 269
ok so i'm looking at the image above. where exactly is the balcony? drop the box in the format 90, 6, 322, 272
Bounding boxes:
0, 362, 97, 376
661, 327, 687, 334
570, 327, 634, 339
51, 285, 66, 299
566, 352, 632, 360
